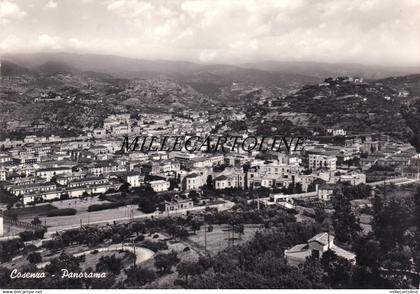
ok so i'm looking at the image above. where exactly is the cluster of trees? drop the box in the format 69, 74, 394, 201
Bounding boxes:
46, 208, 77, 217
179, 223, 330, 288
332, 185, 362, 244
331, 186, 420, 288
0, 254, 91, 288
96, 254, 123, 275
0, 250, 136, 289
330, 183, 372, 245
401, 101, 420, 152
124, 265, 156, 288
0, 239, 25, 262
154, 250, 180, 274
19, 229, 46, 241
87, 202, 122, 212
2, 206, 289, 266
168, 186, 420, 289
350, 189, 420, 288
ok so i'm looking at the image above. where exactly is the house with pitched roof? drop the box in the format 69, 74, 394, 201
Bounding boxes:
285, 232, 356, 267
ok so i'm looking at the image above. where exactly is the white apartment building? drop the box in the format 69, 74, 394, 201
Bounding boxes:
125, 173, 144, 188
0, 169, 6, 181
149, 180, 170, 192
309, 154, 337, 171
214, 173, 245, 190
182, 173, 207, 191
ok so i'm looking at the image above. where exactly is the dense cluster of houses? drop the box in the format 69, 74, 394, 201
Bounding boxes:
0, 113, 419, 208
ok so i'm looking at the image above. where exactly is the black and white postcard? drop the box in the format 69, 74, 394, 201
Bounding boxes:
0, 0, 420, 292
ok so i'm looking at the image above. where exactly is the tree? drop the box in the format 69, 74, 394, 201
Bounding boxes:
302, 256, 326, 288
91, 273, 116, 289
124, 265, 156, 287
174, 226, 189, 240
31, 217, 42, 226
0, 267, 11, 288
190, 219, 202, 234
308, 178, 326, 192
188, 190, 200, 203
131, 222, 146, 236
332, 187, 361, 244
96, 254, 122, 275
44, 253, 83, 288
206, 175, 213, 189
138, 197, 156, 213
177, 261, 203, 283
320, 250, 352, 288
34, 228, 46, 239
119, 182, 130, 193
234, 224, 244, 239
27, 252, 42, 264
342, 183, 371, 200
372, 198, 411, 251
354, 236, 381, 269
412, 188, 420, 273
19, 230, 35, 242
154, 250, 180, 274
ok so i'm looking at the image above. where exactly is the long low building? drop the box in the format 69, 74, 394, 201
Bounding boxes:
22, 189, 62, 204
9, 182, 57, 196
36, 166, 73, 181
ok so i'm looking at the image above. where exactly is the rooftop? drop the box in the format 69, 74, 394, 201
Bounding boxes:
308, 232, 334, 245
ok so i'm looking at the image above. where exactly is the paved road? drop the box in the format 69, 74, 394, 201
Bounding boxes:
0, 201, 234, 241
44, 201, 235, 237
246, 191, 318, 204
36, 243, 155, 269
367, 177, 420, 187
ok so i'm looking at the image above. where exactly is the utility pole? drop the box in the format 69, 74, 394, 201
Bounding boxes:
133, 239, 136, 266
257, 195, 260, 210
327, 226, 330, 250
232, 223, 235, 246
226, 226, 230, 247
383, 179, 387, 201
204, 223, 207, 254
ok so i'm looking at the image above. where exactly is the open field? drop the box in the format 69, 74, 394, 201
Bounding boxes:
187, 224, 261, 255
49, 196, 112, 212
38, 204, 143, 229
139, 224, 261, 288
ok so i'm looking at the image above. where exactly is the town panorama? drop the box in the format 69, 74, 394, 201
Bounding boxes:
1, 0, 420, 291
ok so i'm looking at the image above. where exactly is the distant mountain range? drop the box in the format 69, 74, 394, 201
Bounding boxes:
2, 52, 418, 85
1, 52, 420, 146
243, 61, 420, 80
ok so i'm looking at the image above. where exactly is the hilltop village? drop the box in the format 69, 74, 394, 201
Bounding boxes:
1, 75, 420, 289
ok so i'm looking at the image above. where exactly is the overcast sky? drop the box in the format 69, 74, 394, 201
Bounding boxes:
1, 0, 419, 66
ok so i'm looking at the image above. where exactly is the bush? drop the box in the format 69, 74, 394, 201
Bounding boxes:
47, 208, 77, 217
27, 252, 42, 264
19, 231, 35, 242
34, 228, 46, 239
142, 240, 168, 252
0, 239, 25, 262
134, 235, 145, 242
87, 202, 121, 212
